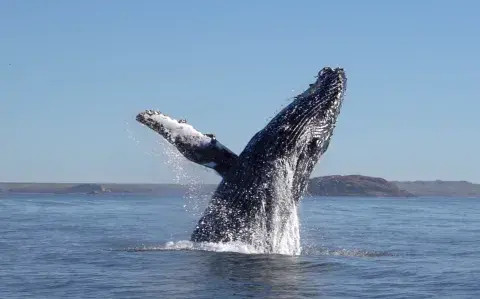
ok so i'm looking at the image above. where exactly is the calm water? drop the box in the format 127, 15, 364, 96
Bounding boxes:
1, 194, 479, 298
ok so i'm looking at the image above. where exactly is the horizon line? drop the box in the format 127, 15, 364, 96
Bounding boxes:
1, 176, 478, 185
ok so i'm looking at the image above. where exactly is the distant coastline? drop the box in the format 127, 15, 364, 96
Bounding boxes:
2, 175, 480, 198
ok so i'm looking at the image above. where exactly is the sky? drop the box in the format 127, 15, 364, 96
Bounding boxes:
1, 1, 479, 184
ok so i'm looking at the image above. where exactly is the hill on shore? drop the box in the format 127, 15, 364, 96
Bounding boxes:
1, 175, 479, 198
307, 175, 414, 197
0, 182, 215, 196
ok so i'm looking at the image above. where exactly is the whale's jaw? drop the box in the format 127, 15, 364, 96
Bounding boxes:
240, 67, 347, 200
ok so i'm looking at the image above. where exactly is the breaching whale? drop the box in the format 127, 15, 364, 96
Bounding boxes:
136, 67, 347, 253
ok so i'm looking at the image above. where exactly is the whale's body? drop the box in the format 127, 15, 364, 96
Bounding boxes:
136, 67, 347, 253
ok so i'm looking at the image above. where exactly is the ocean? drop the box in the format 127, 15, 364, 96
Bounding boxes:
1, 194, 479, 298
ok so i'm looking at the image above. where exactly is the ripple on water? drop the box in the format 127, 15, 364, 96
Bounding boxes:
118, 240, 393, 258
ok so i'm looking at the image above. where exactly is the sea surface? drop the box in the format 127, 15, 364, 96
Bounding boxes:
1, 194, 479, 298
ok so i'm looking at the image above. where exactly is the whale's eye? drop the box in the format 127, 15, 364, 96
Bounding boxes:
308, 138, 320, 153
276, 126, 289, 143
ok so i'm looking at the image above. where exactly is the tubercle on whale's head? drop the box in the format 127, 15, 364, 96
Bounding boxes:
300, 67, 346, 101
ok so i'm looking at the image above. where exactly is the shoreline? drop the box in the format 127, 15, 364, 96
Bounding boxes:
2, 175, 480, 197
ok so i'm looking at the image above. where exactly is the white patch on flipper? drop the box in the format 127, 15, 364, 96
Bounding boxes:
138, 110, 233, 157
140, 111, 212, 147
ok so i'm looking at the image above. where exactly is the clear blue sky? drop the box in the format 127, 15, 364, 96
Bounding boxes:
1, 1, 479, 184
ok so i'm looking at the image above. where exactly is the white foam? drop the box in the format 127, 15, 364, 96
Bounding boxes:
129, 240, 263, 255
125, 241, 392, 257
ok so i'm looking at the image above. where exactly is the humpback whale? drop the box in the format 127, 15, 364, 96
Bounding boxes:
136, 67, 347, 253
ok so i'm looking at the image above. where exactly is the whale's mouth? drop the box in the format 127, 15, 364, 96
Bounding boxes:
299, 67, 346, 100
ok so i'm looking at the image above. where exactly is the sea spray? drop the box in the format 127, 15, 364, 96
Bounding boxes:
125, 122, 210, 216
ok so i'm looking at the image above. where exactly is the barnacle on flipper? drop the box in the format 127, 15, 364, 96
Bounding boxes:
205, 133, 216, 140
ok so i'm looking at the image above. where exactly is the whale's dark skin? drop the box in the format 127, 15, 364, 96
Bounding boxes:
136, 67, 347, 251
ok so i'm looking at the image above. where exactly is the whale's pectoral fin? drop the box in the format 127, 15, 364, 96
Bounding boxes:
136, 110, 238, 177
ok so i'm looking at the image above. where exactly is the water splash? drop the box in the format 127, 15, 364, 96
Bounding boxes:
270, 160, 301, 255
251, 203, 301, 255
126, 121, 302, 256
248, 158, 302, 256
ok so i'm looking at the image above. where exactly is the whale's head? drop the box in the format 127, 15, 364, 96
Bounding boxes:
241, 67, 347, 197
